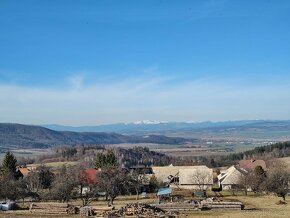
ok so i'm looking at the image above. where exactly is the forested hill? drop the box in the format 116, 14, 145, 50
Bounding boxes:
0, 123, 196, 148
227, 141, 290, 161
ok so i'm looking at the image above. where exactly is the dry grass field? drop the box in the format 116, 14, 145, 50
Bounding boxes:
154, 147, 231, 157
0, 195, 289, 217
278, 157, 290, 170
27, 161, 79, 169
179, 195, 290, 218
109, 195, 290, 218
0, 149, 52, 161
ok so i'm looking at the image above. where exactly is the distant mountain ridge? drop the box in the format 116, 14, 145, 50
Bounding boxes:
0, 123, 196, 149
43, 120, 290, 134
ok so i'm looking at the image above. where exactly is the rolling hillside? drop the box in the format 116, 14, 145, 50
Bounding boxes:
0, 123, 197, 149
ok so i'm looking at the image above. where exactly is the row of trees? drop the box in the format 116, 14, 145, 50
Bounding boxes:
4, 148, 289, 205
0, 151, 161, 206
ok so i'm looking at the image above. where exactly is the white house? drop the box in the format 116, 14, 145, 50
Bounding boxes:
152, 165, 213, 190
178, 166, 213, 190
218, 165, 248, 190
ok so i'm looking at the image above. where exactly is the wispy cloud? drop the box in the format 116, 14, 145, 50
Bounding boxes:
0, 74, 289, 125
68, 74, 85, 90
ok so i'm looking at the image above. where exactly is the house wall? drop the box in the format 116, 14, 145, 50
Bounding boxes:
171, 184, 213, 190
221, 184, 233, 190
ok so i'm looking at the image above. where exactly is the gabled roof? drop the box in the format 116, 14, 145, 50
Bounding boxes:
239, 159, 267, 171
179, 166, 213, 185
152, 165, 192, 183
218, 165, 247, 185
18, 167, 30, 177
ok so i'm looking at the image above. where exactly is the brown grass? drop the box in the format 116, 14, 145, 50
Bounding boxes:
0, 195, 289, 217
180, 195, 290, 218
27, 161, 79, 168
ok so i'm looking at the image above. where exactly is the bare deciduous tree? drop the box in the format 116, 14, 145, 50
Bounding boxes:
265, 161, 290, 201
192, 169, 212, 191
238, 173, 250, 196
129, 170, 149, 200
96, 168, 131, 206
49, 165, 78, 202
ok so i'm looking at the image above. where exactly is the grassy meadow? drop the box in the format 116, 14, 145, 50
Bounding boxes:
0, 194, 289, 218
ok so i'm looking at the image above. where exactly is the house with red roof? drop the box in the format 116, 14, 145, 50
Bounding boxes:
16, 166, 31, 178
238, 159, 267, 172
80, 168, 98, 185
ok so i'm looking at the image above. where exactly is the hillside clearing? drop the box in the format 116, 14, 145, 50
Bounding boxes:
27, 161, 79, 168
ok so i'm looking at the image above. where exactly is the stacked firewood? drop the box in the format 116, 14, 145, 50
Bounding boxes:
93, 203, 178, 218
201, 200, 244, 210
80, 206, 93, 217
29, 202, 76, 215
153, 202, 199, 211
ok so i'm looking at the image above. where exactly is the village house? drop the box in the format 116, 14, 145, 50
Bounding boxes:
152, 165, 188, 184
238, 159, 267, 171
80, 168, 98, 185
16, 166, 31, 178
79, 168, 98, 195
178, 166, 213, 190
217, 165, 248, 190
152, 165, 213, 190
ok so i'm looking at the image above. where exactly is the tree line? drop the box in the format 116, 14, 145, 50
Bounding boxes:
1, 149, 290, 205
0, 150, 161, 206
227, 141, 290, 161
204, 141, 290, 167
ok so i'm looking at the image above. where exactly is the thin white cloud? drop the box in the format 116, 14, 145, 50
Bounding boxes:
67, 74, 85, 90
0, 76, 289, 125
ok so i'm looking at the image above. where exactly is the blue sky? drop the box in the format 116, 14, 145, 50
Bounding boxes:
0, 0, 290, 125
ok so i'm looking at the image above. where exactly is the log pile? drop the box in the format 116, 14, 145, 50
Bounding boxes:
201, 200, 244, 210
80, 206, 93, 217
93, 203, 178, 218
29, 202, 76, 215
152, 198, 244, 212
152, 203, 199, 211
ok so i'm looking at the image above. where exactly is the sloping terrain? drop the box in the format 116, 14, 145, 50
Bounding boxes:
0, 123, 196, 148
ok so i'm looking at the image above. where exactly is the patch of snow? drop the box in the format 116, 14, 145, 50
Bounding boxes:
133, 120, 168, 125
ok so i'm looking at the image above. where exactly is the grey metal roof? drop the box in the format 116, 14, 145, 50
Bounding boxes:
157, 187, 172, 196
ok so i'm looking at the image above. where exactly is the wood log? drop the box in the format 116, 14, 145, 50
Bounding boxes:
29, 202, 76, 215
30, 209, 68, 214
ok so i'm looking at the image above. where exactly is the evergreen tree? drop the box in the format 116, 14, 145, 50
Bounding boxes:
96, 150, 118, 169
105, 150, 118, 167
2, 151, 17, 176
148, 175, 160, 193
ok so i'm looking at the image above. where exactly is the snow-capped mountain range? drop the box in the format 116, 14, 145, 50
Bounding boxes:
42, 120, 290, 134
132, 120, 168, 125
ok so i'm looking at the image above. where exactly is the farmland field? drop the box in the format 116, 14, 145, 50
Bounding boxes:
27, 161, 79, 168
0, 148, 52, 161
